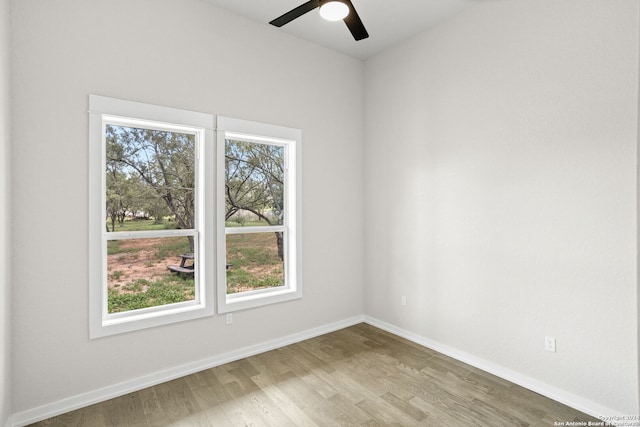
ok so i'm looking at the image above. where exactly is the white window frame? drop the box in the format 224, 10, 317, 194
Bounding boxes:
89, 95, 215, 338
216, 116, 302, 313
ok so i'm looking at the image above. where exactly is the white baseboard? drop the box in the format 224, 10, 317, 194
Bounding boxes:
363, 315, 625, 424
11, 315, 626, 426
11, 315, 365, 427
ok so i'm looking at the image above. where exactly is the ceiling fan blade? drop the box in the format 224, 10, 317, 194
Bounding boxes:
270, 0, 320, 27
343, 0, 369, 41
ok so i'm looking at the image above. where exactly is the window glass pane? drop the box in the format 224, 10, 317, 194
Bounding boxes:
105, 124, 195, 232
225, 139, 284, 227
226, 232, 285, 294
107, 236, 196, 313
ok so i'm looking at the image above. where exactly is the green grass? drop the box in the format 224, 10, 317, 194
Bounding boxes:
107, 240, 138, 256
226, 268, 283, 292
154, 237, 191, 260
226, 232, 283, 294
108, 276, 195, 313
109, 270, 124, 281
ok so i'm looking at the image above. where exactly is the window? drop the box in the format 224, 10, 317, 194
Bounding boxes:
89, 95, 214, 338
89, 99, 299, 335
216, 117, 302, 313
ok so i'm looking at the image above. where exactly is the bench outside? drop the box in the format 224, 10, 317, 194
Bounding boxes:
167, 254, 232, 275
168, 253, 195, 276
167, 265, 195, 275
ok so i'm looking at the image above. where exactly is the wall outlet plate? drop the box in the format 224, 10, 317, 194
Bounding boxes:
545, 336, 556, 352
226, 313, 233, 325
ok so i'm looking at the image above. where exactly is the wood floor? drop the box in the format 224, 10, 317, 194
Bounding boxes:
30, 323, 599, 426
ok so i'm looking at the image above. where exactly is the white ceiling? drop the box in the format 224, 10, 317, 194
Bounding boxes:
203, 0, 480, 60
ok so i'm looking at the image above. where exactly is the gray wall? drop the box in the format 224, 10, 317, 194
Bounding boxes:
364, 0, 639, 414
0, 0, 10, 423
10, 0, 364, 413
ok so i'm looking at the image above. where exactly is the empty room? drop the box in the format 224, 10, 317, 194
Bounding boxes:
1, 0, 639, 425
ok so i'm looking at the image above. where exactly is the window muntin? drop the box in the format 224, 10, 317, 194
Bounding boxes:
216, 118, 301, 312
89, 95, 214, 338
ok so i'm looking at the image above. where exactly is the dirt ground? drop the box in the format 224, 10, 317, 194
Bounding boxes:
107, 238, 183, 291
108, 235, 283, 294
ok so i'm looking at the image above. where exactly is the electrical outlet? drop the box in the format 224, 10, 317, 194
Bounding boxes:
226, 313, 233, 325
401, 296, 407, 306
545, 336, 556, 353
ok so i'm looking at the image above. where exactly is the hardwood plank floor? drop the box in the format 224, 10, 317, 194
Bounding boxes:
29, 324, 600, 426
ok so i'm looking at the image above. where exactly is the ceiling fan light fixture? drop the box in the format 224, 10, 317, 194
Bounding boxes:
319, 1, 350, 21
269, 0, 368, 41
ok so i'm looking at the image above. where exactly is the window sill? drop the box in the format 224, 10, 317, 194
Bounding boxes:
219, 287, 302, 313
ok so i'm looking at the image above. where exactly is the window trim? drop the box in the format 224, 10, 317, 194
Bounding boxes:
216, 116, 302, 313
89, 95, 215, 338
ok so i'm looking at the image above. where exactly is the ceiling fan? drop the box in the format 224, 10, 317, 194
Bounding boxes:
269, 0, 369, 41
